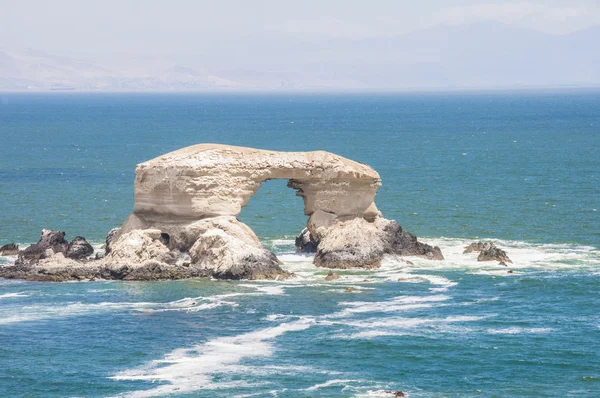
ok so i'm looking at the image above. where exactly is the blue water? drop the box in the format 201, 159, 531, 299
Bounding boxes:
1, 91, 599, 397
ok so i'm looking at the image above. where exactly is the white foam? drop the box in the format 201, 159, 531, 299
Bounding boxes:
0, 292, 29, 299
271, 239, 295, 246
423, 237, 599, 271
0, 301, 154, 325
112, 318, 315, 397
486, 327, 553, 335
305, 379, 360, 391
0, 295, 237, 324
337, 314, 488, 340
238, 284, 287, 295
0, 254, 17, 266
361, 390, 407, 397
335, 294, 450, 316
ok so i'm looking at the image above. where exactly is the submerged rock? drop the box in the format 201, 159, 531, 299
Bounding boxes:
383, 391, 405, 397
464, 241, 512, 263
324, 271, 339, 281
0, 243, 19, 256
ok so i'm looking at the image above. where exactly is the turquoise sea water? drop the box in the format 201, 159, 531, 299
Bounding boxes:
0, 91, 599, 397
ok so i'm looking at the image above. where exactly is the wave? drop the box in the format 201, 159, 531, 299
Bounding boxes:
0, 292, 29, 299
111, 318, 315, 397
486, 327, 553, 335
335, 294, 451, 316
265, 236, 599, 290
336, 314, 489, 340
0, 295, 239, 325
305, 378, 362, 391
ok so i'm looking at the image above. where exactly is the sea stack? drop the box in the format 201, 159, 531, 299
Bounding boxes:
0, 144, 442, 281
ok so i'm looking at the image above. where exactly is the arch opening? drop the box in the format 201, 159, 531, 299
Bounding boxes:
237, 178, 306, 251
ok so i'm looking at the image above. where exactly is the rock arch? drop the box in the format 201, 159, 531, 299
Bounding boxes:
131, 143, 381, 221
0, 144, 443, 282
111, 144, 442, 279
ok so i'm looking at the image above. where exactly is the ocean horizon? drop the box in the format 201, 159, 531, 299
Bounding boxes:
1, 91, 599, 397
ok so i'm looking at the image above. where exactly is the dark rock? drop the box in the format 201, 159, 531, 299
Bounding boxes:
0, 260, 100, 282
463, 241, 488, 253
66, 236, 94, 259
0, 243, 19, 256
295, 227, 319, 253
98, 262, 207, 281
105, 227, 121, 254
464, 241, 512, 263
324, 271, 339, 281
382, 220, 444, 260
16, 229, 69, 266
383, 391, 405, 397
479, 246, 512, 263
345, 287, 356, 292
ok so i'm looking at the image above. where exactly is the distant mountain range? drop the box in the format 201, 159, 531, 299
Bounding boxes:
1, 22, 599, 91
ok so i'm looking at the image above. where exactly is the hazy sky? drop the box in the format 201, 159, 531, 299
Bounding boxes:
2, 0, 599, 55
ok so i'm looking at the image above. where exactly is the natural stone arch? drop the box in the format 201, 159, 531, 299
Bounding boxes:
132, 143, 381, 221
0, 144, 444, 281
112, 144, 442, 279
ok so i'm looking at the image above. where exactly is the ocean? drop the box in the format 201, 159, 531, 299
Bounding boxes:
0, 91, 599, 397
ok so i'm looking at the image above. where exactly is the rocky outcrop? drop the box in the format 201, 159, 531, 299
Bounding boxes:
104, 228, 120, 255
464, 241, 512, 263
0, 243, 19, 256
295, 228, 319, 253
1, 144, 443, 281
313, 217, 443, 269
16, 229, 70, 266
66, 236, 94, 259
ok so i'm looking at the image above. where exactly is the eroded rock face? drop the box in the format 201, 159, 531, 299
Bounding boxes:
133, 144, 381, 219
66, 237, 94, 259
16, 229, 69, 266
104, 228, 121, 255
190, 229, 289, 280
313, 217, 443, 269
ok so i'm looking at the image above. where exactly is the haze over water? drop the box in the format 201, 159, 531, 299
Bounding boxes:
1, 91, 599, 397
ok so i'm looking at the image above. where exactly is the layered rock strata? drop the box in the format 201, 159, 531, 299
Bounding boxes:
0, 144, 443, 281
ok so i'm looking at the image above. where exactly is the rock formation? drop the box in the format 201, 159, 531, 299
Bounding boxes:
0, 144, 443, 281
0, 243, 19, 256
464, 241, 512, 263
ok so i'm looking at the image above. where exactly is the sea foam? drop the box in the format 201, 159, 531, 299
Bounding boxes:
111, 318, 315, 397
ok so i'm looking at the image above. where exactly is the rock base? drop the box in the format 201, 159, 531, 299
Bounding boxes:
299, 216, 443, 269
0, 223, 292, 282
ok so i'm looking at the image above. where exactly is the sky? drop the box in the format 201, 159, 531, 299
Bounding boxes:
2, 0, 600, 55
